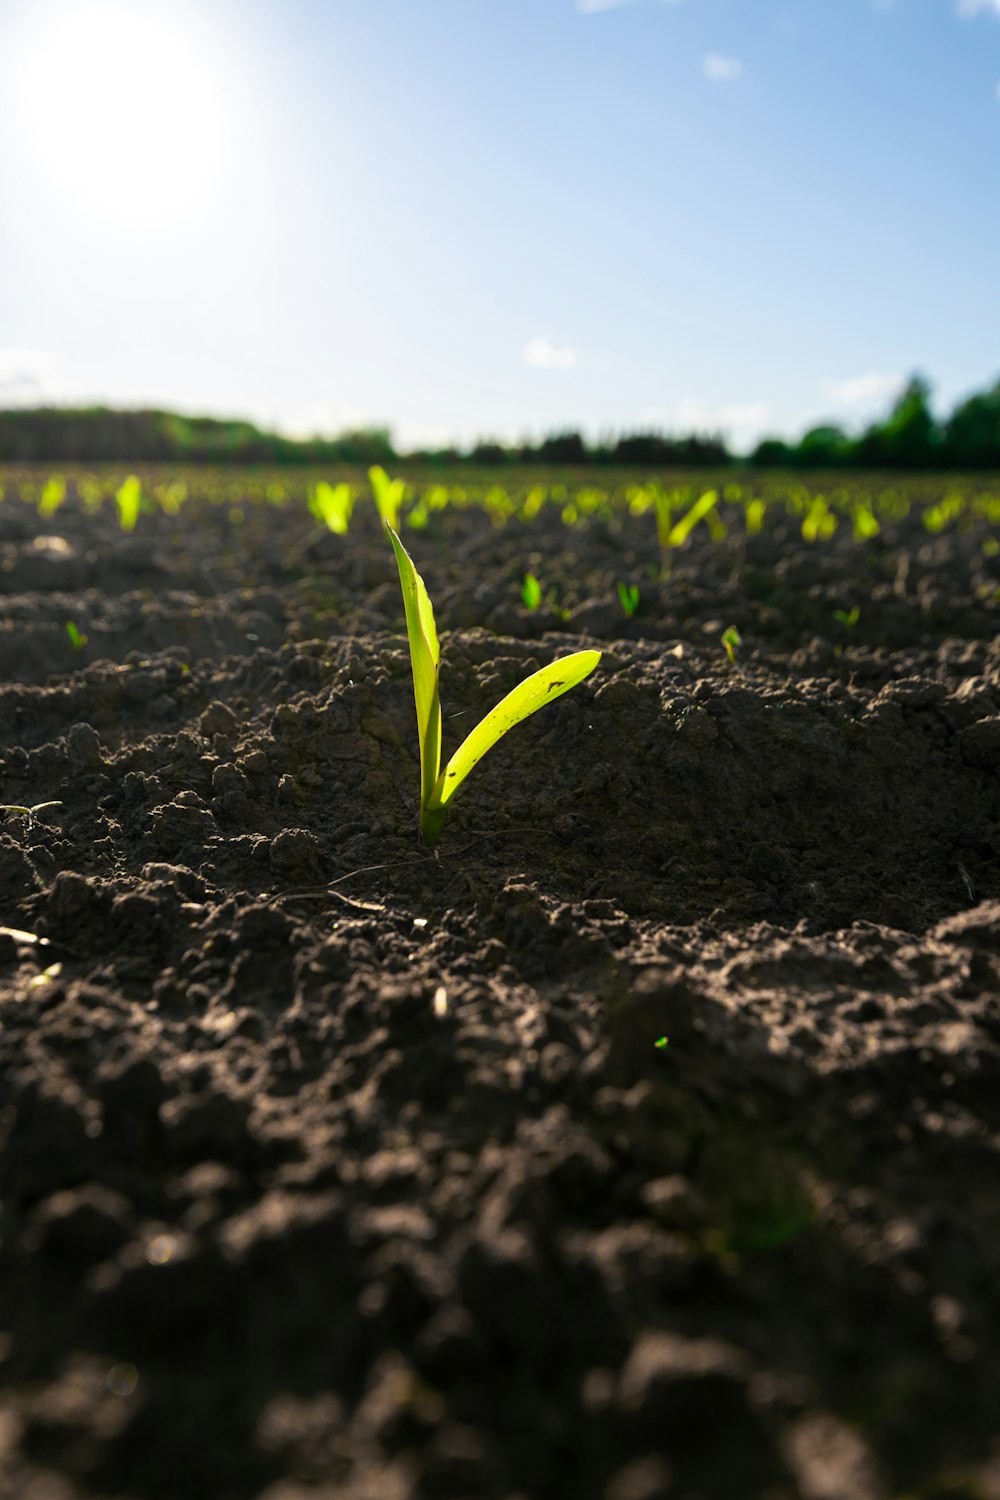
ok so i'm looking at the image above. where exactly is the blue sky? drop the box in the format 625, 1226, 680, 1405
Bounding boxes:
0, 0, 998, 451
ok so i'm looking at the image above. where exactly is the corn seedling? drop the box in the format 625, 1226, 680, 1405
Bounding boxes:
521, 573, 543, 610
668, 489, 722, 548
745, 498, 766, 535
65, 621, 88, 650
616, 581, 639, 618
656, 488, 721, 575
309, 481, 353, 535
369, 466, 405, 531
39, 476, 66, 518
722, 625, 742, 669
833, 607, 860, 629
388, 525, 600, 844
0, 799, 62, 827
801, 496, 836, 542
653, 486, 675, 574
116, 475, 142, 533
851, 503, 879, 541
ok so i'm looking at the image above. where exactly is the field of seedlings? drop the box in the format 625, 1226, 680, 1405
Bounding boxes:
1, 462, 999, 1500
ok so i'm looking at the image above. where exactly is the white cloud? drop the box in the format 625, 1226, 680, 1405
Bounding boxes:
0, 349, 61, 405
523, 337, 579, 370
823, 372, 901, 406
958, 0, 1000, 17
702, 53, 743, 82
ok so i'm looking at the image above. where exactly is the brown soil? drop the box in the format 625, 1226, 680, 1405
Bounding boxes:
1, 485, 999, 1500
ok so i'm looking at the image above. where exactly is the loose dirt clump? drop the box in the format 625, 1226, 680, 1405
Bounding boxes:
1, 484, 998, 1500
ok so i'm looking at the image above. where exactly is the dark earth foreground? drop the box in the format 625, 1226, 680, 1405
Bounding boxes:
1, 480, 999, 1500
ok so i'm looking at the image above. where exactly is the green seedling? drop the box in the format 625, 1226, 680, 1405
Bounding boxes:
39, 476, 66, 518
388, 525, 600, 844
0, 800, 62, 827
616, 581, 639, 618
65, 621, 88, 650
653, 486, 674, 571
369, 466, 405, 531
668, 489, 722, 548
722, 625, 742, 669
655, 488, 722, 575
833, 606, 860, 629
745, 498, 766, 535
851, 503, 879, 541
116, 475, 142, 533
801, 496, 836, 542
521, 573, 543, 610
309, 480, 353, 535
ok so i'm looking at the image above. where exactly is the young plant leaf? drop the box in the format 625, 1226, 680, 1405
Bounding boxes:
310, 480, 353, 535
387, 525, 600, 845
423, 648, 601, 842
722, 625, 741, 668
370, 466, 405, 531
116, 475, 142, 533
667, 489, 719, 548
616, 581, 639, 618
387, 526, 442, 819
521, 572, 542, 610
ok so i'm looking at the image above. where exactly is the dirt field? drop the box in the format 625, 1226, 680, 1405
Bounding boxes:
1, 480, 999, 1499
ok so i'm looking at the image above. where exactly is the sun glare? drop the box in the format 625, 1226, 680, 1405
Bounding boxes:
10, 0, 238, 248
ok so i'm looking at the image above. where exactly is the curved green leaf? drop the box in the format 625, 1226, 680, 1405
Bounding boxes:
429, 649, 601, 817
667, 489, 718, 547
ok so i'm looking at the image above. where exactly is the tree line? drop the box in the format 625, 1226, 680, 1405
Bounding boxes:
2, 374, 999, 468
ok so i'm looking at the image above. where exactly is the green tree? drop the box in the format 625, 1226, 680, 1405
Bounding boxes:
944, 378, 1000, 468
859, 375, 940, 467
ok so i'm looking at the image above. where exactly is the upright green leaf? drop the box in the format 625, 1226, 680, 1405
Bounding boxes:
116, 475, 142, 533
370, 466, 405, 531
387, 526, 442, 820
39, 476, 66, 518
310, 480, 353, 535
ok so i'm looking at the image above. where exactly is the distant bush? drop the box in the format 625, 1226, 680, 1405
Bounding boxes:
0, 406, 396, 466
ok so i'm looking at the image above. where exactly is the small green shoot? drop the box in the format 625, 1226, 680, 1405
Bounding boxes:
653, 486, 674, 574
388, 526, 600, 844
65, 621, 88, 650
0, 800, 62, 827
851, 503, 880, 541
616, 581, 640, 618
369, 466, 405, 531
668, 489, 721, 548
521, 573, 543, 611
722, 625, 742, 669
745, 498, 766, 535
116, 475, 142, 533
801, 496, 836, 542
655, 1036, 669, 1051
39, 476, 66, 518
309, 481, 353, 535
833, 606, 860, 629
